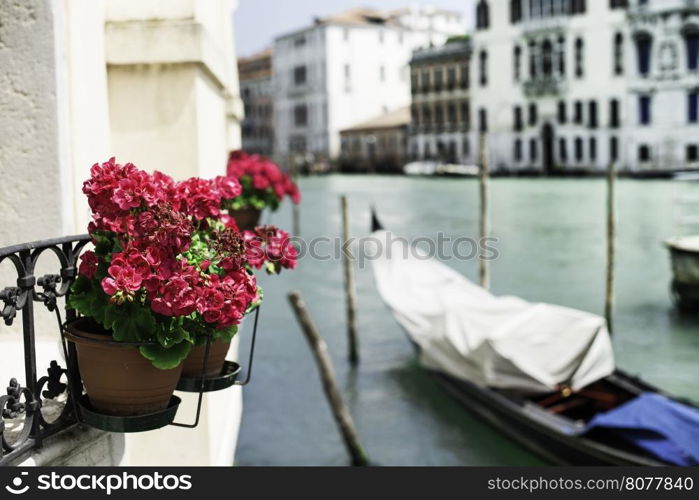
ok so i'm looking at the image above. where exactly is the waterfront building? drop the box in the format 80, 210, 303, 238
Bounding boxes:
339, 107, 410, 172
470, 0, 699, 174
272, 6, 466, 162
239, 49, 275, 156
409, 38, 472, 164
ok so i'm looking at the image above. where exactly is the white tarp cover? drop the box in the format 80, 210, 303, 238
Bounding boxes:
370, 230, 615, 395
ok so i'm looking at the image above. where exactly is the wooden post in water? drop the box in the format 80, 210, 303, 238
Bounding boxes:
605, 162, 616, 335
287, 291, 370, 466
341, 195, 359, 365
479, 132, 490, 290
291, 155, 301, 237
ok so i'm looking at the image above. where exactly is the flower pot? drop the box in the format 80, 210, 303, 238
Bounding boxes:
64, 318, 183, 417
181, 339, 231, 378
229, 207, 262, 232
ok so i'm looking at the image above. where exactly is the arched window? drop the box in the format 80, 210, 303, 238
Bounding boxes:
575, 37, 584, 78
614, 33, 624, 75
683, 26, 699, 71
514, 45, 522, 81
610, 98, 620, 128
511, 0, 523, 23
557, 36, 566, 76
529, 40, 538, 78
476, 1, 490, 30
480, 50, 488, 86
542, 39, 554, 76
635, 32, 653, 77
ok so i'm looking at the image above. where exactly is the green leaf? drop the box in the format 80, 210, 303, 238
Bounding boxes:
139, 341, 192, 370
213, 325, 238, 343
156, 322, 190, 348
110, 302, 155, 343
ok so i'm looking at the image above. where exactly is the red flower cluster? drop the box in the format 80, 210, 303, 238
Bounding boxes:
244, 226, 298, 272
78, 159, 259, 330
226, 151, 300, 204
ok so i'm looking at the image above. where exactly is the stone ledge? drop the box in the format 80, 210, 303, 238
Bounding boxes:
105, 19, 232, 94
15, 426, 124, 466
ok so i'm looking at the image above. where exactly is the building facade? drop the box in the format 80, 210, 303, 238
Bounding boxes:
272, 7, 466, 162
239, 49, 274, 156
339, 107, 410, 172
470, 0, 699, 174
409, 38, 472, 164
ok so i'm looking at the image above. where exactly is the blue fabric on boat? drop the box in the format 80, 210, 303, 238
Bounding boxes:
584, 392, 699, 466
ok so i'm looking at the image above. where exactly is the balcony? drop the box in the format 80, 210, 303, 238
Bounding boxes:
523, 77, 566, 98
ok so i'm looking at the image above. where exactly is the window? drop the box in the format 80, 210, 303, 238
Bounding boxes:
447, 103, 457, 124
610, 0, 628, 8
610, 136, 619, 163
557, 36, 566, 76
529, 41, 538, 78
421, 70, 430, 92
461, 101, 471, 129
460, 64, 469, 89
435, 105, 444, 128
447, 67, 456, 90
511, 0, 523, 23
411, 104, 420, 126
514, 45, 522, 81
476, 1, 490, 30
463, 138, 470, 159
559, 138, 568, 163
574, 101, 583, 124
589, 101, 598, 128
610, 99, 620, 128
575, 137, 584, 162
479, 108, 488, 132
434, 68, 443, 91
411, 70, 418, 94
530, 138, 538, 162
529, 103, 538, 126
514, 106, 523, 131
571, 0, 587, 14
688, 145, 699, 162
542, 39, 554, 76
639, 144, 651, 162
514, 138, 523, 161
479, 50, 488, 86
639, 95, 652, 125
614, 33, 624, 75
380, 65, 386, 82
379, 30, 384, 44
589, 137, 597, 161
294, 36, 306, 47
575, 37, 584, 78
293, 65, 307, 85
423, 105, 432, 126
558, 101, 567, 124
635, 33, 653, 77
294, 104, 308, 126
685, 29, 699, 71
689, 91, 698, 124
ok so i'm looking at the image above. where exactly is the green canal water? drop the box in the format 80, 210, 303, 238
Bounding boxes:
236, 175, 699, 466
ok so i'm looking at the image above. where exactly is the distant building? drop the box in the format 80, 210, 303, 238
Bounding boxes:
339, 107, 410, 173
470, 0, 699, 174
409, 38, 472, 164
272, 6, 466, 162
238, 49, 274, 156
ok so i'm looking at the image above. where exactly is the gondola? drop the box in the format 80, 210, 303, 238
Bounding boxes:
370, 210, 699, 466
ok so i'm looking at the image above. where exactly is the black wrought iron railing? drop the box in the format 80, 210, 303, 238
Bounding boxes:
0, 235, 90, 466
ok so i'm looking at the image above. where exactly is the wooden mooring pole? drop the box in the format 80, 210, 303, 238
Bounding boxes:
287, 291, 370, 466
341, 195, 359, 365
479, 132, 490, 290
605, 162, 616, 335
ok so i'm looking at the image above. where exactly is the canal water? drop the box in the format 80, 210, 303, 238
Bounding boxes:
236, 175, 699, 466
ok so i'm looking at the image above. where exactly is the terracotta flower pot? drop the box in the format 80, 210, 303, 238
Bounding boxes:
181, 339, 231, 378
64, 318, 183, 416
229, 207, 262, 232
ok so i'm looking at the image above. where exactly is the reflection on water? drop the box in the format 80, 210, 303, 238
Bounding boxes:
236, 175, 699, 466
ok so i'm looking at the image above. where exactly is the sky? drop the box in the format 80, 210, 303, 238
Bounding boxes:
234, 0, 475, 57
